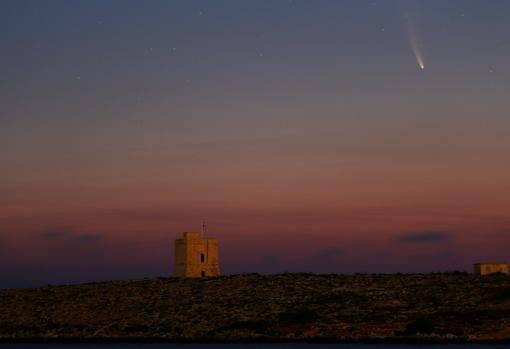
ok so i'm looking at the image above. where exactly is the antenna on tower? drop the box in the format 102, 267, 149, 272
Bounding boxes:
201, 221, 207, 237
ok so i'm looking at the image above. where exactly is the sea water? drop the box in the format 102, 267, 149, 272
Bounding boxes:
0, 344, 508, 349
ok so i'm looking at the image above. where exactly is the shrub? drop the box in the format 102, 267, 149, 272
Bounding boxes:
403, 317, 437, 334
490, 287, 510, 301
220, 319, 275, 334
278, 306, 318, 324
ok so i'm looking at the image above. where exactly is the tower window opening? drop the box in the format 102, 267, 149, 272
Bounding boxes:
200, 253, 205, 263
201, 271, 206, 277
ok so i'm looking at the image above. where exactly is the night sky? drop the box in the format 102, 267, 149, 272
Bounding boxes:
2, 0, 510, 288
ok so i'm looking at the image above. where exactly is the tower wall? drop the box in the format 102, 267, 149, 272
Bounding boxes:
174, 232, 220, 277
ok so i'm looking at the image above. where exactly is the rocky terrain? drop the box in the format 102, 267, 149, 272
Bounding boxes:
1, 273, 510, 342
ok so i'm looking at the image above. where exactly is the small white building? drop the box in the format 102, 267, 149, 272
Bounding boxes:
473, 262, 509, 276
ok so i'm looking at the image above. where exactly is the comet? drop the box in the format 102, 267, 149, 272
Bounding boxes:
408, 26, 425, 70
401, 4, 426, 71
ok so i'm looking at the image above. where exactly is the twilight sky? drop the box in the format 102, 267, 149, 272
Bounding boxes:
1, 0, 510, 288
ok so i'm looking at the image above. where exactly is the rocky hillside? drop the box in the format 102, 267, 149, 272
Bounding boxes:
1, 273, 510, 342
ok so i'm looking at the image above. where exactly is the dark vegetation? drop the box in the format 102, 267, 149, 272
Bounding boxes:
402, 317, 438, 335
1, 273, 510, 342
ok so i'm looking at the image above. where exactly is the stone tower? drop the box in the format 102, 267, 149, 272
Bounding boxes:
174, 232, 220, 277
